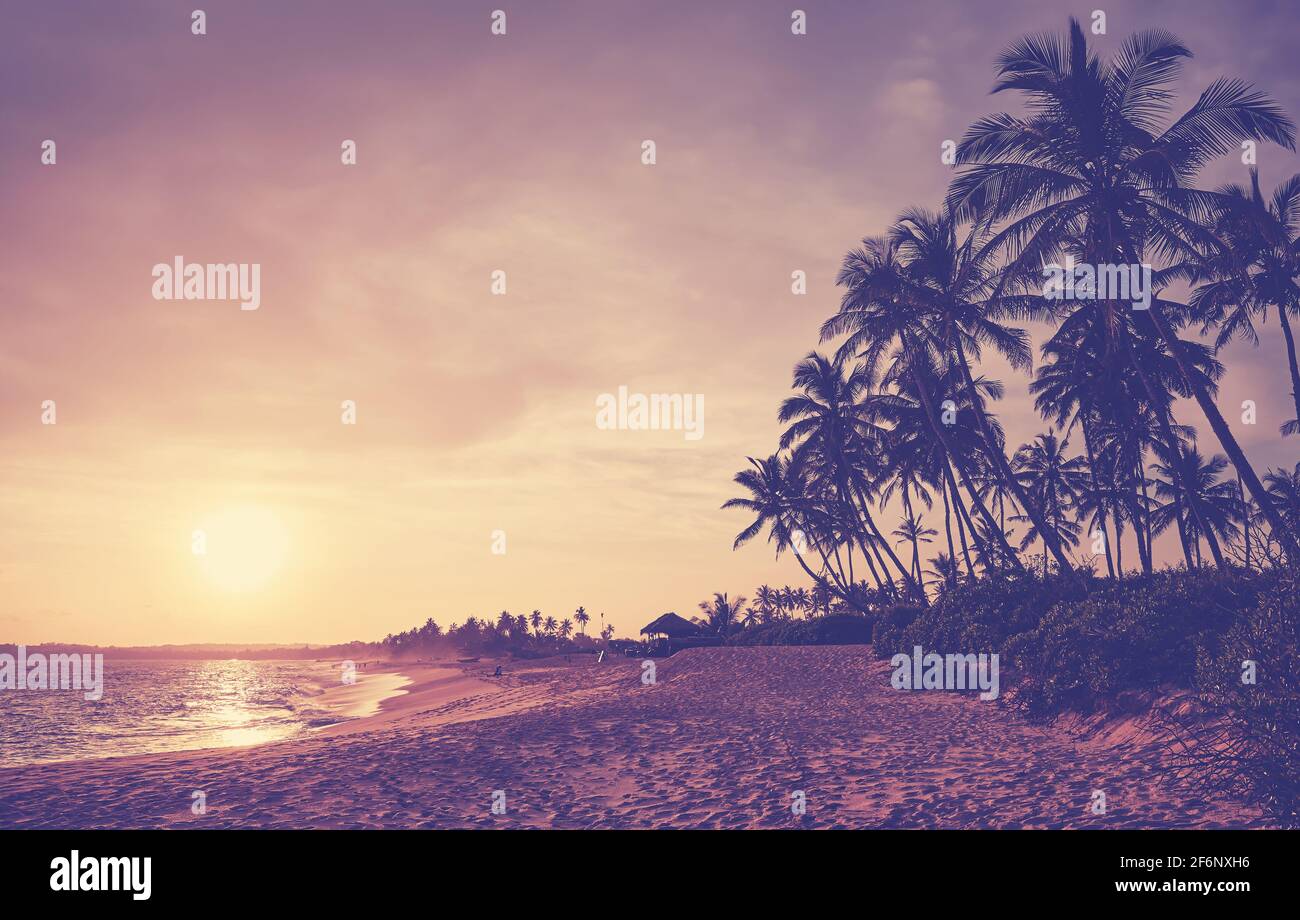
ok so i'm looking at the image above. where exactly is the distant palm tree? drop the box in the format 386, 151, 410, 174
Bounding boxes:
891, 514, 937, 588
1151, 445, 1242, 568
574, 607, 590, 635
542, 616, 557, 637
529, 610, 542, 635
697, 592, 747, 637
559, 618, 573, 640
1013, 433, 1088, 575
722, 453, 869, 613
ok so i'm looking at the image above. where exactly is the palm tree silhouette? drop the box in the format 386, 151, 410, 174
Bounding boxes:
949, 17, 1298, 557
1151, 444, 1242, 568
1012, 433, 1088, 575
1191, 169, 1300, 432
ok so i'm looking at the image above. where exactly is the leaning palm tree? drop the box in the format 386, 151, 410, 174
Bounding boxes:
824, 238, 1028, 573
779, 351, 914, 592
722, 453, 870, 613
949, 17, 1299, 559
885, 207, 1076, 573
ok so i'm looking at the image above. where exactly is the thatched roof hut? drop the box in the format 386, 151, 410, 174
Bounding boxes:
640, 612, 701, 639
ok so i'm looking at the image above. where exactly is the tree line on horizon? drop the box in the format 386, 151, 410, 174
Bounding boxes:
380, 606, 613, 657
725, 18, 1300, 610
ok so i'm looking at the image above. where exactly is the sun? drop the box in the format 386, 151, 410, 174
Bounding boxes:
195, 505, 290, 592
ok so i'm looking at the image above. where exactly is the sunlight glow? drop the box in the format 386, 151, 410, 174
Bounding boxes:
195, 506, 289, 593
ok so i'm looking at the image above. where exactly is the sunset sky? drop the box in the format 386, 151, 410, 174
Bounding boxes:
3, 1, 1298, 645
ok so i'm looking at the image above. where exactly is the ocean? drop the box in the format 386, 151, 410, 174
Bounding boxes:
0, 658, 392, 767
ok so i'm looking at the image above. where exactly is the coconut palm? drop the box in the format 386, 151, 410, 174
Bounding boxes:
698, 593, 747, 637
1191, 169, 1300, 431
778, 351, 914, 592
892, 515, 937, 587
722, 453, 870, 613
574, 606, 590, 636
1150, 444, 1242, 568
948, 16, 1298, 558
1012, 432, 1089, 574
885, 207, 1076, 573
824, 237, 1028, 572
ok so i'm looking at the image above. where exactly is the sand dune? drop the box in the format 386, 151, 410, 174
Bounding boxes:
0, 646, 1261, 829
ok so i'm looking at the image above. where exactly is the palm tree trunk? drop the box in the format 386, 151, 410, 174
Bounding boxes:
950, 469, 980, 576
1147, 302, 1300, 560
1239, 474, 1251, 571
1202, 517, 1227, 569
1081, 414, 1116, 578
941, 475, 958, 587
900, 335, 1026, 573
1121, 340, 1201, 567
1137, 457, 1154, 573
954, 344, 1075, 574
902, 489, 922, 582
848, 479, 917, 592
1277, 307, 1300, 428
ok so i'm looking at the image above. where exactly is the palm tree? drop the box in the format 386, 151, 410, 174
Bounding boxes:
559, 618, 574, 640
1265, 463, 1300, 522
754, 584, 779, 622
722, 453, 871, 613
698, 593, 747, 637
885, 207, 1076, 573
574, 606, 590, 636
824, 238, 1028, 573
949, 17, 1299, 558
529, 609, 542, 635
1012, 432, 1088, 575
1150, 444, 1242, 568
542, 615, 557, 637
924, 552, 961, 592
891, 514, 937, 587
1191, 169, 1300, 432
778, 351, 914, 592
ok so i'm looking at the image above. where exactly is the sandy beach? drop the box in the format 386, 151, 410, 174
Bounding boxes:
0, 646, 1261, 829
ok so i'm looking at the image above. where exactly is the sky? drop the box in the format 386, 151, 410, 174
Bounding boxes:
2, 1, 1298, 645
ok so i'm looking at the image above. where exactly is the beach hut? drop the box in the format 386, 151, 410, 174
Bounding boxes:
639, 612, 701, 641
